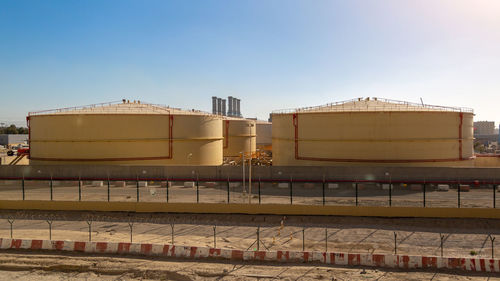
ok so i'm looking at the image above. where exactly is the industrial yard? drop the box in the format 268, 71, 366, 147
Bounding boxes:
2, 1, 500, 279
1, 97, 499, 280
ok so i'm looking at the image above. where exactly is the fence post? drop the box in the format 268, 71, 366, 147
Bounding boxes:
493, 235, 496, 258
289, 177, 293, 205
46, 219, 53, 240
86, 220, 92, 242
322, 176, 326, 206
226, 177, 230, 203
50, 176, 53, 201
256, 226, 260, 251
440, 233, 445, 257
258, 176, 261, 204
493, 182, 496, 209
325, 228, 328, 252
394, 232, 397, 254
22, 176, 25, 201
78, 178, 82, 202
7, 218, 14, 238
128, 222, 133, 243
107, 178, 110, 202
196, 175, 199, 203
355, 183, 358, 206
302, 227, 305, 251
166, 178, 169, 203
170, 223, 175, 244
213, 225, 217, 248
457, 182, 461, 208
136, 176, 139, 202
423, 182, 426, 207
389, 183, 392, 207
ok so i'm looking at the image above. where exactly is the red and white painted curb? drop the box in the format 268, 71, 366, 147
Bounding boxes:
1, 238, 499, 273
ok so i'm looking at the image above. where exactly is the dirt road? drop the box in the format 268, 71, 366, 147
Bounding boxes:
0, 252, 498, 280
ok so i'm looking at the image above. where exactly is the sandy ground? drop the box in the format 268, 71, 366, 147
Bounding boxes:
0, 181, 498, 208
0, 211, 498, 258
0, 252, 498, 281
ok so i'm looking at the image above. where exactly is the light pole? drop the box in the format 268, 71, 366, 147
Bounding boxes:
385, 172, 392, 206
241, 151, 245, 199
248, 123, 255, 204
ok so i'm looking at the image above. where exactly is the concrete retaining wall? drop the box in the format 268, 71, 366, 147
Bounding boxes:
0, 165, 499, 183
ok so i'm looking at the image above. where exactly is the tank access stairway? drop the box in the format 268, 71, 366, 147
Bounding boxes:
8, 148, 29, 165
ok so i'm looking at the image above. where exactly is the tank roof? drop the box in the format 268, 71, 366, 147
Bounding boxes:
29, 100, 216, 116
272, 97, 473, 114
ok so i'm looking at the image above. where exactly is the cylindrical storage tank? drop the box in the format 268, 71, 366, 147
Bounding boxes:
223, 118, 256, 158
28, 101, 223, 165
256, 121, 272, 151
272, 97, 474, 167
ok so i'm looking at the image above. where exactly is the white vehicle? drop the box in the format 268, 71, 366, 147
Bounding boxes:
437, 184, 450, 191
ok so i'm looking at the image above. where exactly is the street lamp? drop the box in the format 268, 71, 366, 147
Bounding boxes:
248, 123, 255, 204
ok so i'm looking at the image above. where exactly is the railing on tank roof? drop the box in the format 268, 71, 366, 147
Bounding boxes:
28, 100, 215, 116
272, 97, 474, 114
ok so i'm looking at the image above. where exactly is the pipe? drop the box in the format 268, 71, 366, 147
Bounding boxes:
459, 112, 463, 160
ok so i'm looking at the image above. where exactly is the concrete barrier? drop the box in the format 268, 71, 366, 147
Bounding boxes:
114, 181, 126, 187
92, 181, 103, 187
0, 238, 498, 273
183, 182, 195, 188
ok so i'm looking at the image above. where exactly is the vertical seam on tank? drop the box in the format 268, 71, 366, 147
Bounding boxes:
293, 113, 299, 160
459, 112, 463, 160
224, 120, 230, 149
168, 115, 174, 159
26, 116, 31, 159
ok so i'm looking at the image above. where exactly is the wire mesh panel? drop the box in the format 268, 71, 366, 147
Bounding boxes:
425, 184, 456, 208
168, 181, 197, 203
357, 183, 388, 207
0, 180, 22, 200
259, 181, 291, 205
293, 182, 323, 205
325, 182, 356, 206
391, 183, 424, 207
228, 181, 248, 204
199, 181, 227, 204
25, 180, 52, 201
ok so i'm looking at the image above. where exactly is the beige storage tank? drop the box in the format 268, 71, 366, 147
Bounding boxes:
223, 118, 256, 158
272, 97, 474, 167
256, 120, 272, 151
28, 101, 223, 165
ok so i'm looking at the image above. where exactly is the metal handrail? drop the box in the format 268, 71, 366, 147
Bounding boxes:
272, 97, 474, 114
28, 100, 215, 116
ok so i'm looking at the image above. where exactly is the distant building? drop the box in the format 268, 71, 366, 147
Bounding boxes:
0, 134, 28, 146
474, 121, 495, 135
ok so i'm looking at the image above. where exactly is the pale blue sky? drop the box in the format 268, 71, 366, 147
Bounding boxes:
1, 0, 499, 126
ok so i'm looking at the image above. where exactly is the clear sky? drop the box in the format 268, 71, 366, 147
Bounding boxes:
1, 0, 499, 126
